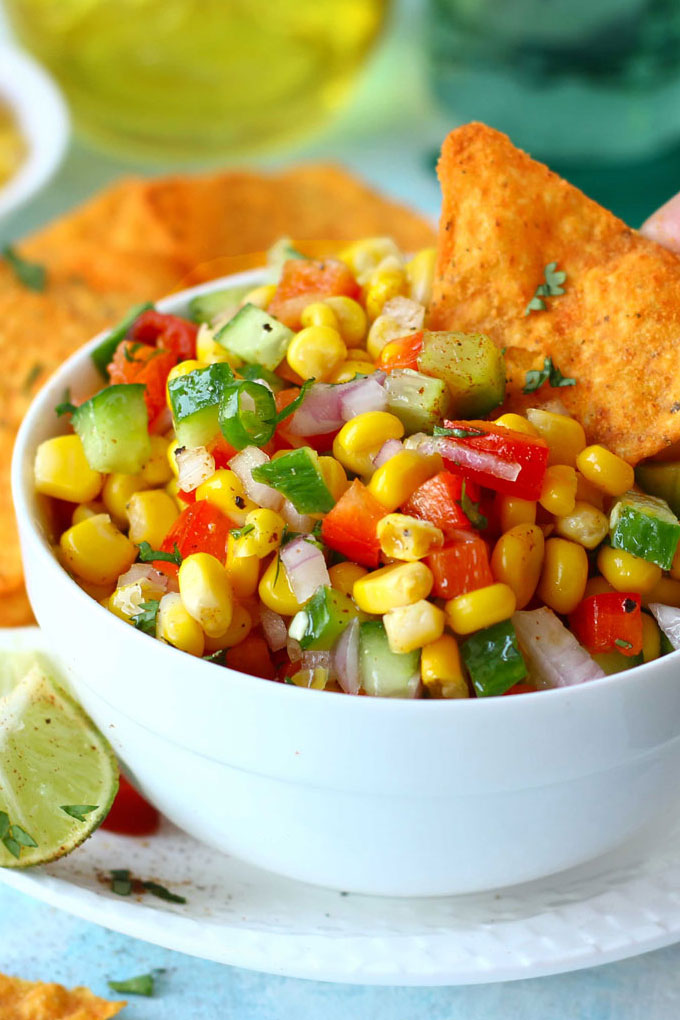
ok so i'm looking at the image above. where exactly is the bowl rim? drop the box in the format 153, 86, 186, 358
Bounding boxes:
0, 43, 70, 218
11, 267, 679, 713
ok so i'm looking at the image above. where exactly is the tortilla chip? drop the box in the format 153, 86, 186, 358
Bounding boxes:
0, 972, 124, 1019
428, 122, 680, 464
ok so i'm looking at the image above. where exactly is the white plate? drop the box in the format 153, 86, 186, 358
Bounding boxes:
3, 627, 680, 986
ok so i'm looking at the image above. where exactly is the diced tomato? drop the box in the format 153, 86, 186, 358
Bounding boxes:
101, 774, 160, 836
321, 479, 388, 567
154, 501, 232, 575
108, 340, 176, 428
569, 593, 642, 657
178, 488, 196, 504
437, 420, 549, 501
402, 470, 473, 533
426, 531, 494, 599
377, 331, 424, 373
268, 258, 360, 330
225, 634, 276, 680
130, 309, 198, 362
207, 433, 239, 470
504, 683, 535, 696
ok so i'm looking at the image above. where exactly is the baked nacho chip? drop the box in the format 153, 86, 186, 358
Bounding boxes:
0, 972, 124, 1019
428, 122, 680, 464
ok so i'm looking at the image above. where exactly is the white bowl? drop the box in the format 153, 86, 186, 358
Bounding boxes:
12, 270, 680, 897
0, 44, 70, 219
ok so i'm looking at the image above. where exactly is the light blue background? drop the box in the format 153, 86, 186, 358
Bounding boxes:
2, 2, 680, 1014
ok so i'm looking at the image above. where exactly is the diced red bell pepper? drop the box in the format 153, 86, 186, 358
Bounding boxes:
101, 774, 160, 836
268, 258, 360, 330
436, 420, 549, 501
569, 593, 642, 657
503, 683, 536, 696
402, 470, 473, 533
108, 340, 177, 428
426, 531, 494, 599
225, 633, 276, 680
377, 331, 424, 373
320, 479, 388, 567
154, 501, 232, 575
207, 433, 239, 470
130, 309, 198, 362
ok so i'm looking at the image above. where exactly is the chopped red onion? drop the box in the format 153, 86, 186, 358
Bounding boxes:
260, 608, 288, 652
229, 447, 283, 510
280, 536, 329, 603
416, 436, 521, 482
338, 374, 387, 420
513, 608, 605, 688
287, 383, 343, 436
373, 438, 404, 468
176, 445, 215, 492
332, 617, 361, 695
287, 636, 303, 664
280, 499, 314, 534
117, 563, 168, 592
648, 604, 680, 650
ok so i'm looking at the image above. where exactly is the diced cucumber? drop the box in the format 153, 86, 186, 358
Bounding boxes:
215, 303, 293, 371
72, 383, 150, 474
418, 331, 505, 418
358, 619, 420, 698
188, 284, 253, 325
168, 362, 234, 448
609, 490, 680, 570
91, 302, 154, 378
358, 616, 422, 697
461, 619, 526, 697
384, 368, 453, 434
289, 587, 359, 651
251, 447, 334, 514
635, 461, 680, 517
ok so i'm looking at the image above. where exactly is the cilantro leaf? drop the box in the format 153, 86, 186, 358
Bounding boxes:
525, 262, 567, 315
132, 600, 160, 636
0, 811, 37, 859
55, 388, 76, 417
229, 523, 255, 541
2, 243, 47, 291
142, 879, 187, 904
138, 542, 182, 566
433, 425, 485, 439
203, 648, 227, 664
61, 804, 98, 822
615, 638, 633, 650
275, 377, 316, 425
108, 974, 155, 997
522, 356, 576, 394
458, 481, 487, 530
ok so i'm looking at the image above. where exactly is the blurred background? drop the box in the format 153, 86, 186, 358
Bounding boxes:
3, 0, 680, 233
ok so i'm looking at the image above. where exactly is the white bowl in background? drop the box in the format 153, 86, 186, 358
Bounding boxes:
11, 269, 680, 897
0, 44, 70, 219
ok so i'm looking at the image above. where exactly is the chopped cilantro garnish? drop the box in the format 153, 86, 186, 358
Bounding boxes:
142, 879, 187, 904
61, 804, 98, 822
132, 600, 160, 636
2, 243, 47, 291
457, 481, 487, 530
522, 356, 576, 394
138, 541, 182, 566
433, 425, 486, 439
525, 261, 566, 316
229, 523, 255, 541
275, 377, 316, 425
615, 638, 633, 650
0, 811, 37, 859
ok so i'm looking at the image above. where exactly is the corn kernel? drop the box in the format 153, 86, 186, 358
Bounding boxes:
318, 457, 349, 502
127, 489, 179, 548
405, 247, 436, 306
368, 450, 442, 510
642, 613, 661, 663
377, 513, 443, 561
34, 435, 103, 503
243, 283, 277, 309
233, 508, 284, 558
526, 409, 586, 467
328, 561, 367, 595
226, 533, 260, 597
324, 295, 367, 347
72, 501, 105, 526
327, 359, 375, 384
165, 359, 204, 407
165, 477, 188, 511
338, 237, 402, 281
300, 301, 339, 330
554, 500, 609, 549
575, 472, 606, 510
496, 494, 537, 532
421, 634, 468, 698
491, 524, 544, 610
353, 561, 433, 614
288, 668, 329, 690
167, 439, 183, 478
195, 324, 240, 367
157, 592, 204, 657
537, 537, 588, 614
333, 411, 404, 476
203, 604, 253, 652
539, 464, 578, 517
258, 556, 306, 615
195, 469, 256, 526
140, 434, 173, 487
178, 552, 234, 638
670, 543, 680, 580
60, 513, 137, 586
364, 266, 408, 321
108, 577, 166, 623
597, 545, 662, 594
286, 325, 347, 382
576, 445, 635, 496
445, 583, 517, 635
494, 413, 539, 437
102, 472, 149, 529
383, 599, 445, 653
643, 576, 680, 608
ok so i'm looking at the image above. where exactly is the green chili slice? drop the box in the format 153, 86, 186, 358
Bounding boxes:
218, 380, 277, 450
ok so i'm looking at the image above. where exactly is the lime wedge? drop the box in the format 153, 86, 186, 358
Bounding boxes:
0, 658, 118, 868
